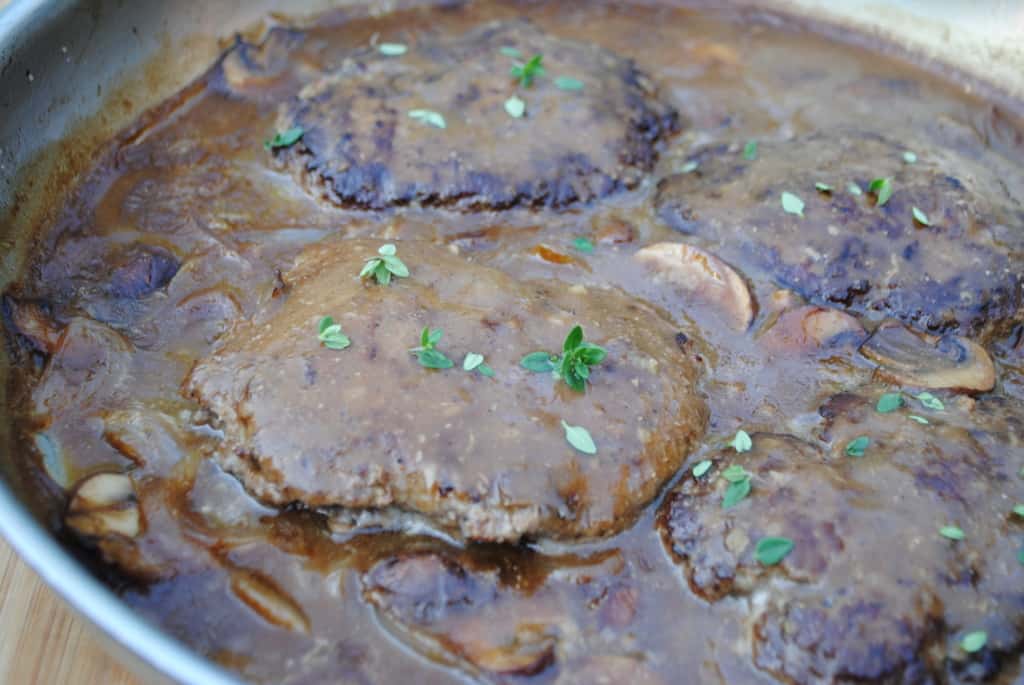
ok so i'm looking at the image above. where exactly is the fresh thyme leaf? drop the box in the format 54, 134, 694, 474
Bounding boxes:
557, 327, 607, 393
692, 459, 712, 478
781, 191, 805, 217
908, 414, 930, 425
378, 43, 408, 56
755, 536, 794, 565
680, 160, 699, 174
869, 177, 893, 206
426, 328, 443, 347
845, 436, 870, 457
263, 126, 304, 151
876, 392, 904, 413
572, 237, 595, 254
940, 525, 965, 541
1020, 547, 1024, 565
499, 46, 523, 58
815, 182, 833, 192
463, 353, 484, 372
316, 316, 352, 350
742, 140, 758, 161
1012, 504, 1024, 518
510, 54, 545, 87
730, 429, 753, 453
414, 348, 454, 369
361, 244, 409, 284
504, 95, 526, 119
912, 206, 931, 226
903, 151, 917, 164
408, 109, 447, 129
960, 631, 987, 653
476, 363, 495, 377
554, 76, 584, 91
722, 478, 751, 509
564, 325, 584, 353
520, 352, 558, 373
914, 392, 944, 411
561, 420, 597, 455
721, 464, 750, 483
847, 182, 863, 196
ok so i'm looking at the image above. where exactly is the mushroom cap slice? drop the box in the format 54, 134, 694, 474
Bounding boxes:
65, 472, 141, 539
859, 321, 996, 393
634, 242, 755, 331
758, 305, 866, 352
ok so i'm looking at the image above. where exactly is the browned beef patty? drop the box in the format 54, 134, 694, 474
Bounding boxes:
655, 132, 1024, 341
362, 550, 645, 680
659, 395, 1024, 683
186, 239, 707, 542
271, 20, 678, 210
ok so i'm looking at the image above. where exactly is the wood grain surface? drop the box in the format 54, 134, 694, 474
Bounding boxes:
0, 538, 139, 684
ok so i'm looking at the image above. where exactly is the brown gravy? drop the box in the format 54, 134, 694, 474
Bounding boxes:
3, 2, 1024, 684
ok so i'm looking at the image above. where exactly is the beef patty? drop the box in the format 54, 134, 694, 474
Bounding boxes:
271, 19, 679, 210
659, 394, 1024, 683
655, 132, 1024, 341
186, 239, 707, 542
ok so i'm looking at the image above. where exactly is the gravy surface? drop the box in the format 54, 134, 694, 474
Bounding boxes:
4, 2, 1024, 684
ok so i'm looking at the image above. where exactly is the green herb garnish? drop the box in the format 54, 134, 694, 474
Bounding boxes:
903, 151, 917, 164
520, 326, 607, 393
504, 95, 526, 119
520, 351, 559, 373
960, 631, 987, 653
554, 76, 584, 91
561, 420, 597, 455
742, 140, 758, 161
408, 109, 447, 129
908, 414, 930, 425
463, 352, 494, 377
511, 54, 545, 87
722, 464, 752, 509
815, 182, 833, 193
1012, 504, 1024, 518
755, 536, 794, 566
847, 182, 863, 196
940, 525, 965, 541
730, 430, 753, 453
378, 43, 407, 56
572, 237, 595, 254
499, 46, 523, 58
264, 126, 304, 151
1019, 547, 1024, 565
845, 436, 870, 458
317, 316, 351, 350
680, 160, 699, 174
410, 327, 454, 369
359, 243, 409, 285
876, 392, 904, 413
869, 177, 893, 206
912, 206, 931, 226
781, 191, 805, 217
692, 460, 712, 478
914, 392, 944, 411
723, 478, 752, 509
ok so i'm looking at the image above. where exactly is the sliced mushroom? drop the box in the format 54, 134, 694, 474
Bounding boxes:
2, 296, 62, 356
759, 306, 866, 353
859, 321, 996, 393
65, 472, 142, 539
230, 569, 311, 634
455, 627, 556, 676
635, 242, 755, 330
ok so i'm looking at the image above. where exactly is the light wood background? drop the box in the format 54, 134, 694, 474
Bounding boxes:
0, 538, 138, 684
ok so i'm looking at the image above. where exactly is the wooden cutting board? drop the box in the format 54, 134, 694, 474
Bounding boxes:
0, 538, 139, 684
